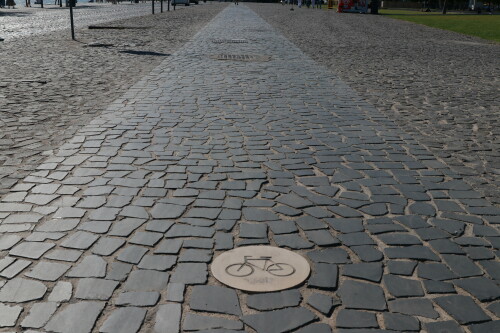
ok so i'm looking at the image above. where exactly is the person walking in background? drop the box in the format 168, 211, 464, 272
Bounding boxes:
6, 0, 15, 7
298, 0, 301, 7
311, 0, 315, 8
25, 0, 30, 6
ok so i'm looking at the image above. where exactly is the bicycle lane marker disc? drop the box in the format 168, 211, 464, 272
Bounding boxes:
211, 245, 311, 292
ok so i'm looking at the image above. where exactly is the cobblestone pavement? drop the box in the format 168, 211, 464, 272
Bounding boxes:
0, 3, 224, 196
1, 4, 500, 333
1, 3, 156, 41
249, 4, 500, 206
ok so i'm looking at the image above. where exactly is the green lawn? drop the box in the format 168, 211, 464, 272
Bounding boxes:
380, 9, 500, 43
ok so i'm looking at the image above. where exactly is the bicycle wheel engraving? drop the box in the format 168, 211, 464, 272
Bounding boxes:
225, 263, 254, 277
267, 263, 295, 277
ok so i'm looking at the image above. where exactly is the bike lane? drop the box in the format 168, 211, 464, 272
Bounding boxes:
0, 4, 498, 333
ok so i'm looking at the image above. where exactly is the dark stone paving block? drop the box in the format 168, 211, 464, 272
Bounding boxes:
21, 301, 58, 328
61, 231, 99, 250
117, 245, 148, 264
338, 280, 386, 310
92, 237, 126, 256
0, 278, 47, 302
106, 262, 133, 282
239, 223, 267, 239
385, 246, 440, 261
37, 219, 79, 232
129, 232, 163, 247
326, 218, 364, 233
387, 260, 417, 276
342, 263, 383, 282
307, 248, 350, 264
267, 220, 298, 234
179, 249, 212, 263
309, 263, 338, 289
242, 307, 317, 333
99, 307, 147, 333
108, 218, 146, 237
351, 245, 383, 262
442, 254, 482, 278
165, 225, 215, 238
154, 239, 183, 254
487, 301, 500, 316
428, 239, 465, 254
464, 247, 495, 260
190, 286, 241, 316
383, 274, 424, 297
247, 289, 302, 311
417, 262, 457, 281
9, 241, 55, 259
336, 309, 378, 328
307, 293, 338, 315
382, 313, 420, 332
377, 233, 421, 246
424, 320, 464, 333
75, 278, 119, 300
479, 260, 500, 281
45, 301, 105, 333
295, 323, 332, 333
468, 320, 500, 333
243, 208, 279, 222
123, 270, 169, 292
138, 255, 176, 271
431, 218, 465, 236
423, 280, 456, 294
0, 235, 21, 251
116, 291, 160, 306
170, 263, 207, 285
154, 303, 181, 333
388, 298, 439, 319
166, 283, 185, 303
453, 277, 500, 301
183, 314, 243, 331
145, 220, 174, 233
274, 234, 314, 249
434, 295, 491, 324
151, 203, 186, 219
276, 193, 313, 209
305, 230, 339, 246
25, 261, 70, 281
0, 303, 23, 327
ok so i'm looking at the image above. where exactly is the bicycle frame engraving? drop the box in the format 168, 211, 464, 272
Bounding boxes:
225, 255, 296, 277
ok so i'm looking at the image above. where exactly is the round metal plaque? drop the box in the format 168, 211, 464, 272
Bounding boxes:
211, 246, 310, 292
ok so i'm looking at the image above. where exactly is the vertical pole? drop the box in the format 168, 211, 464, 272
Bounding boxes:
60, 0, 62, 8
41, 0, 43, 8
161, 0, 163, 12
152, 0, 154, 14
70, 0, 75, 40
168, 0, 170, 11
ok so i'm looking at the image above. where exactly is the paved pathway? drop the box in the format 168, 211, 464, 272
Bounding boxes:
0, 5, 499, 333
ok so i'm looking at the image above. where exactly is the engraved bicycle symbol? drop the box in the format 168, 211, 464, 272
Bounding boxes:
225, 256, 296, 277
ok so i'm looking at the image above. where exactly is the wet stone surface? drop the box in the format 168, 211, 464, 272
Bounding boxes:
0, 3, 498, 333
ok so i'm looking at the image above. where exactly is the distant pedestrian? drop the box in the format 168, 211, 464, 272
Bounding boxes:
317, 0, 322, 8
6, 0, 15, 7
311, 0, 315, 7
234, 0, 238, 4
25, 0, 30, 6
298, 0, 301, 7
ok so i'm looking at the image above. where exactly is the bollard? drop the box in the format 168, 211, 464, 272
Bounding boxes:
161, 0, 163, 12
152, 0, 154, 14
69, 0, 75, 40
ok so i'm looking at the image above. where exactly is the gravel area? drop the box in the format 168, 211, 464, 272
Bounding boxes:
248, 4, 500, 205
0, 2, 228, 195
